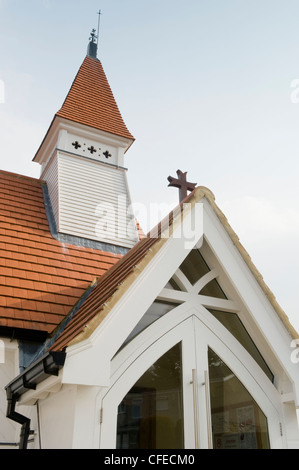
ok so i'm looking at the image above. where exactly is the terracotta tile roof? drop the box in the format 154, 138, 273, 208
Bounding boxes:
0, 170, 122, 335
50, 235, 159, 352
135, 220, 146, 240
56, 55, 134, 141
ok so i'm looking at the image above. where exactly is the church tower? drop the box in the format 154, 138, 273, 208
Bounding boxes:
33, 31, 138, 253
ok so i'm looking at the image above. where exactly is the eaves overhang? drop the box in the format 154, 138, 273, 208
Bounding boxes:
33, 115, 134, 167
5, 351, 66, 399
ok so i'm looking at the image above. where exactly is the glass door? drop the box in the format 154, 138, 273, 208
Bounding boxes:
101, 315, 281, 449
100, 317, 196, 449
208, 348, 270, 449
116, 343, 184, 449
194, 316, 282, 449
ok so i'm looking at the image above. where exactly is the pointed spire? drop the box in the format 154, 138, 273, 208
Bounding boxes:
56, 55, 134, 141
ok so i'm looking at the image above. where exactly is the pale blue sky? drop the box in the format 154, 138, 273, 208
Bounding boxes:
0, 0, 299, 330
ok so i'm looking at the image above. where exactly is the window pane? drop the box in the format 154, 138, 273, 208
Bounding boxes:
179, 249, 210, 285
199, 280, 227, 299
208, 348, 270, 449
117, 343, 184, 449
120, 301, 179, 349
164, 278, 182, 291
208, 310, 274, 382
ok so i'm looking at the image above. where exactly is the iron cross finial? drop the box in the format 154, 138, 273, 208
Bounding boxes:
168, 170, 197, 203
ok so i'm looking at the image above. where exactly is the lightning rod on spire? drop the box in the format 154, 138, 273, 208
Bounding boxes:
97, 10, 101, 49
87, 10, 102, 59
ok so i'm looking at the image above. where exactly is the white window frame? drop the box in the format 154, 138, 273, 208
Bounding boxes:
99, 301, 284, 449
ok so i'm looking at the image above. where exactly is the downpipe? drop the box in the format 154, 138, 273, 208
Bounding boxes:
5, 350, 66, 449
6, 389, 33, 449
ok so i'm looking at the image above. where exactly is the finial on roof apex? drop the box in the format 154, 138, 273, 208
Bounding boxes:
168, 170, 197, 203
87, 28, 98, 59
87, 11, 102, 59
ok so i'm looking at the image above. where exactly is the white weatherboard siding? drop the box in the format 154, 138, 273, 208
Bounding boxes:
51, 152, 138, 248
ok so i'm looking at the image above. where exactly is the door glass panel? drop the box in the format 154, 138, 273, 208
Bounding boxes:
208, 348, 270, 449
116, 343, 184, 449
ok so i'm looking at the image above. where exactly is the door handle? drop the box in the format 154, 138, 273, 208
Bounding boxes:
203, 370, 213, 449
191, 369, 199, 449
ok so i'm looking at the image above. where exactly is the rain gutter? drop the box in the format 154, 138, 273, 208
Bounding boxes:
5, 351, 65, 449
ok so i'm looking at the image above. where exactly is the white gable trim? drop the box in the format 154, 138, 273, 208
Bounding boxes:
201, 198, 299, 405
60, 193, 299, 412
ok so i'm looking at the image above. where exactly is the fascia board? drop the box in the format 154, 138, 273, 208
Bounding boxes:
34, 117, 132, 166
56, 118, 133, 150
33, 117, 61, 165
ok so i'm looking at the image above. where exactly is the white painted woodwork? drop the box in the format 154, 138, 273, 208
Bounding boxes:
64, 132, 119, 166
100, 305, 285, 449
38, 385, 77, 449
56, 151, 138, 248
36, 119, 138, 249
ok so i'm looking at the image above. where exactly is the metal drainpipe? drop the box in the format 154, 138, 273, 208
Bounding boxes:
6, 388, 32, 450
5, 350, 66, 449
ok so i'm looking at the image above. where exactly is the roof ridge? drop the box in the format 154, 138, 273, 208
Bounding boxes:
0, 169, 43, 184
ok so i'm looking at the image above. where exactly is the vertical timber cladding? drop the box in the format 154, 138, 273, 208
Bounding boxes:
57, 152, 138, 248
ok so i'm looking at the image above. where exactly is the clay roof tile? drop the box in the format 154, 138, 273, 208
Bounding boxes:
56, 55, 134, 141
0, 170, 123, 335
